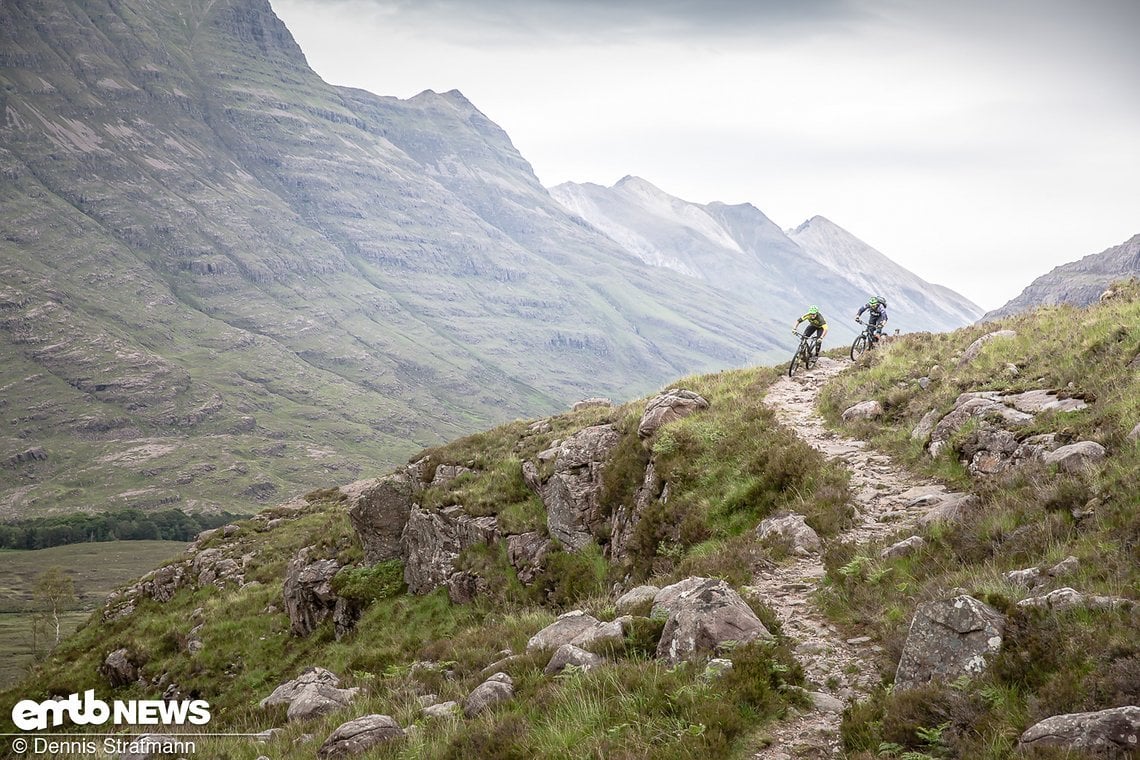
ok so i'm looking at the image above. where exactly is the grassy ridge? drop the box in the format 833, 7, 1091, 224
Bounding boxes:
0, 364, 855, 758
816, 282, 1139, 759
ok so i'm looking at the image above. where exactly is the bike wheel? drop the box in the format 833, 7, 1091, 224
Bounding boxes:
850, 335, 867, 361
788, 350, 801, 377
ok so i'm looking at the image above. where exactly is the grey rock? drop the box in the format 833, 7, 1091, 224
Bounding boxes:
1128, 422, 1140, 442
611, 459, 662, 560
1048, 555, 1080, 578
841, 400, 883, 422
915, 492, 977, 527
1005, 567, 1043, 589
656, 578, 773, 664
344, 473, 417, 564
446, 571, 490, 605
911, 408, 940, 444
638, 389, 710, 438
1016, 587, 1129, 612
480, 654, 525, 678
808, 691, 845, 714
525, 424, 620, 551
252, 728, 284, 742
917, 376, 931, 389
463, 673, 514, 717
526, 610, 601, 652
895, 595, 1005, 689
881, 536, 925, 560
957, 330, 1017, 366
282, 547, 340, 637
651, 577, 707, 619
422, 701, 460, 719
317, 714, 404, 758
570, 618, 626, 649
1002, 389, 1087, 414
702, 658, 734, 680
260, 667, 358, 720
100, 648, 139, 687
1018, 706, 1140, 756
507, 531, 552, 585
429, 464, 473, 489
401, 505, 498, 596
544, 643, 604, 675
615, 584, 660, 615
1042, 441, 1108, 473
928, 396, 1033, 457
757, 513, 821, 556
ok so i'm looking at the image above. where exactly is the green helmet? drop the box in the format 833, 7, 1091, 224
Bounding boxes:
868, 297, 879, 306
807, 305, 819, 314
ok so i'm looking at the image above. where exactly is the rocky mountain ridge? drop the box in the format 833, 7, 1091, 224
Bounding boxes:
983, 233, 1140, 319
0, 0, 787, 518
549, 177, 984, 341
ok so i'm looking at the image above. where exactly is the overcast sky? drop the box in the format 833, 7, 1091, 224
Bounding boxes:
270, 0, 1139, 310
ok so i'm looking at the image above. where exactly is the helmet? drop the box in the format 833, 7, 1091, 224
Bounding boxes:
868, 297, 879, 306
807, 305, 819, 314
876, 296, 887, 307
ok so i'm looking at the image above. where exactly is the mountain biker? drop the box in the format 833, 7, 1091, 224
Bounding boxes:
793, 306, 828, 354
855, 296, 888, 343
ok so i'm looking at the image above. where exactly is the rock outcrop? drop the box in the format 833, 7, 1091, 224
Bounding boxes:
637, 389, 710, 438
283, 547, 342, 637
894, 595, 1005, 689
401, 505, 499, 596
260, 667, 359, 722
99, 648, 139, 687
344, 474, 418, 564
463, 672, 514, 717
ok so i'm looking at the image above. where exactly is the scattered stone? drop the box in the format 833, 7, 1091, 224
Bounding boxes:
957, 330, 1016, 366
1005, 363, 1020, 377
1005, 567, 1043, 589
463, 673, 514, 717
841, 400, 883, 422
1002, 389, 1087, 414
637, 389, 710, 438
916, 376, 931, 390
808, 691, 845, 714
656, 578, 773, 664
100, 648, 139, 687
915, 493, 977, 527
1048, 556, 1080, 578
422, 701, 460, 719
527, 610, 601, 652
252, 728, 284, 743
480, 654, 525, 678
1042, 441, 1108, 473
881, 536, 925, 560
615, 585, 660, 615
757, 513, 822, 556
317, 714, 404, 758
544, 644, 604, 675
4, 447, 48, 467
895, 595, 1005, 690
1016, 587, 1129, 612
1018, 706, 1140, 756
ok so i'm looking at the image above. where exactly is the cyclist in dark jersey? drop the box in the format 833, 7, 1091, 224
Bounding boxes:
856, 296, 888, 343
793, 306, 828, 353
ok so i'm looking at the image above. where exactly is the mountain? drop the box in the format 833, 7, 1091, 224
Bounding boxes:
982, 234, 1140, 320
550, 177, 983, 339
0, 0, 786, 517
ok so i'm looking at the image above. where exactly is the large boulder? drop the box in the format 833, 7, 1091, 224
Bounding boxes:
957, 330, 1016, 366
1042, 441, 1108, 473
401, 505, 498, 596
344, 473, 418, 564
463, 672, 514, 717
283, 547, 341, 637
894, 595, 1005, 689
615, 585, 660, 616
1018, 706, 1140, 757
99, 648, 139, 687
260, 667, 359, 722
317, 714, 404, 758
638, 389, 709, 438
544, 644, 604, 675
928, 395, 1033, 458
524, 424, 620, 551
526, 611, 602, 652
757, 513, 821, 556
841, 400, 883, 422
656, 578, 772, 664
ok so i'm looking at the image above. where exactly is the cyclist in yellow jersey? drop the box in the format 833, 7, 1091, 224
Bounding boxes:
793, 306, 828, 347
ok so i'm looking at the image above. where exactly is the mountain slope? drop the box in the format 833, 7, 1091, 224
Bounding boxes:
982, 233, 1140, 320
550, 178, 983, 339
0, 0, 784, 517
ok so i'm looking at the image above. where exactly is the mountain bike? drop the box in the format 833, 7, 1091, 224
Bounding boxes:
850, 318, 883, 361
788, 331, 822, 376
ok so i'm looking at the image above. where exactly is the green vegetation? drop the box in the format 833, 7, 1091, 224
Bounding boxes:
0, 508, 242, 549
817, 282, 1140, 759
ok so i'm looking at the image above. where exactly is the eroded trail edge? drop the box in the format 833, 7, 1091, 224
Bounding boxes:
750, 357, 968, 759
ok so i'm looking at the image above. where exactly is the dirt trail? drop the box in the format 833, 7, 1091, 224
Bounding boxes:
750, 357, 968, 759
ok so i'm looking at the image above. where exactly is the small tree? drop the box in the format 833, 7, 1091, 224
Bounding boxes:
34, 566, 77, 647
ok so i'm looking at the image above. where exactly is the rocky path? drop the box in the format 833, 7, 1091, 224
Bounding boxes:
750, 357, 968, 759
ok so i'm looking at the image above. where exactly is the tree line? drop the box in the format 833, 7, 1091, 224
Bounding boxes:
0, 508, 243, 550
